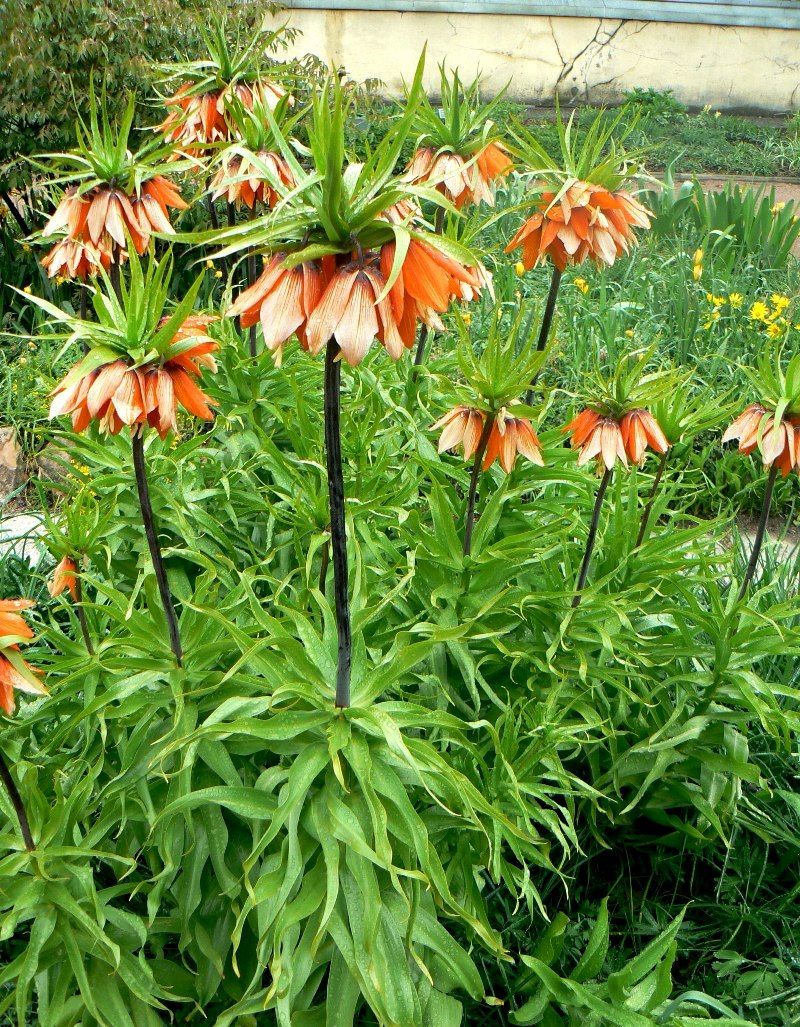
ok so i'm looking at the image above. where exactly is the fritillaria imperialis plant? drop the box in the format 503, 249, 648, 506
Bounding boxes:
26, 252, 217, 665
208, 92, 300, 211
156, 20, 292, 158
563, 351, 672, 606
208, 91, 304, 354
722, 343, 800, 600
506, 108, 650, 399
0, 600, 46, 851
41, 488, 117, 656
434, 304, 547, 555
37, 92, 188, 291
405, 64, 512, 364
215, 65, 488, 707
405, 64, 513, 212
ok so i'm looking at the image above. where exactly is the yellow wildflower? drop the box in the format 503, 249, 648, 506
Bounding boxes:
771, 294, 790, 312
771, 202, 786, 215
214, 270, 223, 279
27, 341, 36, 351
750, 301, 769, 322
728, 293, 743, 308
693, 248, 704, 264
461, 311, 472, 327
693, 264, 703, 281
574, 277, 589, 295
205, 259, 215, 269
22, 285, 32, 294
514, 261, 525, 277
767, 322, 783, 338
625, 328, 635, 339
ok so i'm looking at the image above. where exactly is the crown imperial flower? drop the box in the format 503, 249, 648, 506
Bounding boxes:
564, 407, 669, 470
0, 600, 47, 717
49, 315, 218, 437
722, 403, 800, 476
406, 141, 512, 209
433, 406, 544, 472
506, 181, 651, 272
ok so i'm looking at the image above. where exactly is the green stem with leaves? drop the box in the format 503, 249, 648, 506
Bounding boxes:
463, 414, 495, 558
634, 451, 668, 550
737, 461, 779, 603
73, 572, 94, 655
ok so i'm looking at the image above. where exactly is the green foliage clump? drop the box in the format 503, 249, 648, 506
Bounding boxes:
0, 0, 283, 187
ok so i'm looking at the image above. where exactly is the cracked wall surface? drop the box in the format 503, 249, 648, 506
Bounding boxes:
274, 9, 800, 112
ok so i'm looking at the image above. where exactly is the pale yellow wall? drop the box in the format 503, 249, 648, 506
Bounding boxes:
272, 9, 800, 113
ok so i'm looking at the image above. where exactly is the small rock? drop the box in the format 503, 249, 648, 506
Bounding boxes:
0, 514, 46, 567
0, 427, 23, 500
36, 440, 75, 484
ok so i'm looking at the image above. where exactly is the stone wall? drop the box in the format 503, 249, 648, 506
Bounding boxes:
273, 9, 800, 113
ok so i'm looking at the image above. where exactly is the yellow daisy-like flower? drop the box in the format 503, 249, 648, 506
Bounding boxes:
514, 261, 525, 276
750, 301, 769, 322
574, 277, 589, 295
728, 293, 743, 308
771, 294, 790, 312
767, 322, 783, 338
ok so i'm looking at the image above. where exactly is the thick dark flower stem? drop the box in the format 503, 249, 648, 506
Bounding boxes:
414, 326, 433, 368
247, 252, 258, 358
79, 287, 89, 354
413, 206, 446, 368
1, 190, 32, 237
0, 752, 34, 851
206, 192, 220, 231
74, 573, 94, 655
634, 451, 668, 550
463, 415, 496, 557
572, 468, 612, 608
205, 189, 228, 279
737, 461, 779, 603
131, 431, 183, 667
525, 265, 563, 405
109, 258, 122, 302
324, 340, 351, 709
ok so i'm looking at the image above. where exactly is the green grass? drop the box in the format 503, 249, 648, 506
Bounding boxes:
519, 90, 800, 178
